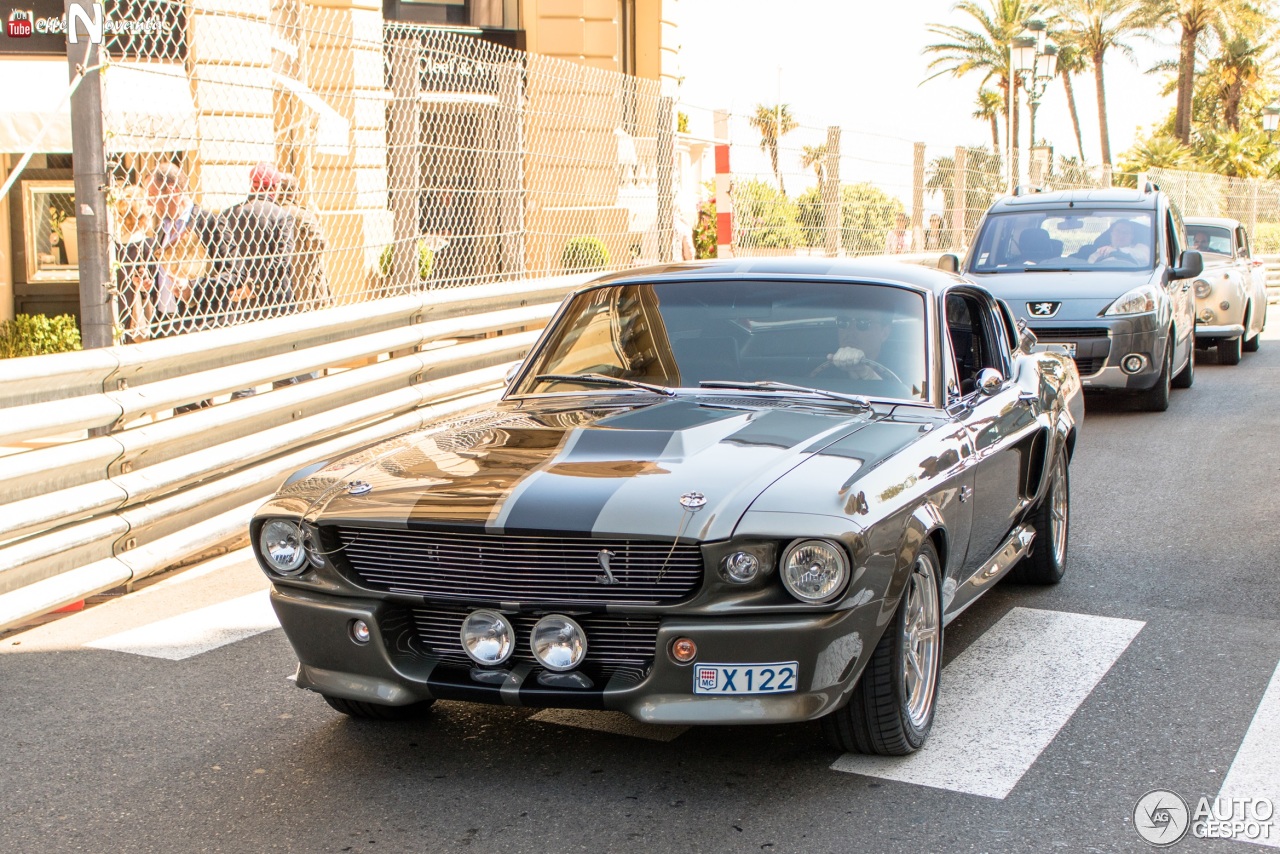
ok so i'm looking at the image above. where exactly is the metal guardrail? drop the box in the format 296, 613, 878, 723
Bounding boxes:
0, 273, 594, 632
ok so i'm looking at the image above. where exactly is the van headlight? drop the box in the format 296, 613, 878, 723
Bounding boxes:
1104, 285, 1158, 316
780, 539, 849, 604
259, 519, 308, 576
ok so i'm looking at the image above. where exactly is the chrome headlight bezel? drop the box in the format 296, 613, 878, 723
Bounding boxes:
1104, 285, 1159, 316
530, 614, 588, 672
259, 519, 308, 576
460, 609, 516, 666
779, 539, 850, 604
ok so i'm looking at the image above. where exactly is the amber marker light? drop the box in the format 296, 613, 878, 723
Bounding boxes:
670, 637, 698, 663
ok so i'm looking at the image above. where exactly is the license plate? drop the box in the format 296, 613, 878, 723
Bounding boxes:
693, 662, 798, 695
1034, 341, 1076, 358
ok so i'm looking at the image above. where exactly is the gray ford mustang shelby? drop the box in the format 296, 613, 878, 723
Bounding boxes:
251, 258, 1083, 755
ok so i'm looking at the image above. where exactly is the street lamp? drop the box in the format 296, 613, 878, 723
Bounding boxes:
1264, 102, 1280, 142
1009, 21, 1057, 187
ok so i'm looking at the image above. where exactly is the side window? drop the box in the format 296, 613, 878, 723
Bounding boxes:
1165, 211, 1179, 265
1238, 227, 1251, 258
1168, 203, 1187, 261
946, 291, 1008, 396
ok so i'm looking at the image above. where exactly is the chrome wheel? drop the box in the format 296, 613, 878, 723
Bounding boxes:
1049, 463, 1068, 567
902, 551, 941, 728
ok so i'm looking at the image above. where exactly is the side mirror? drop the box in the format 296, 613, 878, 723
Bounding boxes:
937, 254, 960, 274
504, 361, 523, 385
1017, 320, 1037, 354
1173, 249, 1203, 280
976, 367, 1004, 395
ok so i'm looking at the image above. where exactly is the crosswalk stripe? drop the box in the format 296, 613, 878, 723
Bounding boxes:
84, 591, 279, 661
831, 606, 1145, 799
531, 709, 688, 742
1216, 661, 1280, 849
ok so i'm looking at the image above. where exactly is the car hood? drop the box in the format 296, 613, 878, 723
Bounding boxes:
966, 268, 1159, 301
276, 397, 928, 541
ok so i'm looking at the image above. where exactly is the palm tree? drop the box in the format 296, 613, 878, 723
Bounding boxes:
1049, 38, 1089, 160
1204, 21, 1272, 131
1118, 135, 1198, 171
923, 0, 1045, 166
1055, 0, 1146, 169
974, 89, 1004, 149
748, 104, 798, 196
801, 143, 828, 184
1136, 0, 1258, 144
1195, 127, 1268, 177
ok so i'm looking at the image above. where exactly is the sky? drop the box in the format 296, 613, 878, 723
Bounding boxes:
673, 0, 1177, 202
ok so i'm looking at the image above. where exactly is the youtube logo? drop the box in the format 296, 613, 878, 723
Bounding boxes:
7, 9, 33, 37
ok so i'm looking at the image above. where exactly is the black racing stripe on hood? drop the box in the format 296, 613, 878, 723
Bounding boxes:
499, 427, 675, 533
721, 410, 847, 449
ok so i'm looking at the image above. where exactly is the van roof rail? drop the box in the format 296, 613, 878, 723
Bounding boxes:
1012, 184, 1044, 196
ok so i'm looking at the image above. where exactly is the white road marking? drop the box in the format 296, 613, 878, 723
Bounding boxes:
531, 709, 688, 742
831, 606, 1145, 799
84, 591, 279, 661
1216, 661, 1280, 848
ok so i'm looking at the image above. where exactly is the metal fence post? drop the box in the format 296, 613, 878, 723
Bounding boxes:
823, 126, 841, 257
387, 33, 422, 291
656, 96, 674, 263
911, 142, 926, 240
713, 110, 733, 259
951, 146, 968, 252
66, 1, 114, 350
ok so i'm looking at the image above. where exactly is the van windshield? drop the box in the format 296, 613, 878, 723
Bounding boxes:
970, 210, 1156, 273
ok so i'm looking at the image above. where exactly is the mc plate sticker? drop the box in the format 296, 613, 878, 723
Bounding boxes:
693, 662, 799, 695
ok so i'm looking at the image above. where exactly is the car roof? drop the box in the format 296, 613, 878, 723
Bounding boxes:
985, 187, 1162, 212
1184, 216, 1240, 228
581, 257, 966, 297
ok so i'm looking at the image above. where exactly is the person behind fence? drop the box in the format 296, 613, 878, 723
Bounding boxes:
220, 163, 296, 323
113, 184, 154, 344
145, 162, 238, 337
924, 213, 946, 251
884, 212, 913, 254
275, 172, 330, 310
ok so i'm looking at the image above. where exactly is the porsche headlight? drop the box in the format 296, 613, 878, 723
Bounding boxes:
1104, 285, 1158, 316
259, 519, 307, 576
780, 539, 849, 604
1193, 279, 1212, 299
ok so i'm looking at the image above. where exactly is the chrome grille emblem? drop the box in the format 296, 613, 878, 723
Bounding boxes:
595, 549, 619, 585
1028, 301, 1061, 318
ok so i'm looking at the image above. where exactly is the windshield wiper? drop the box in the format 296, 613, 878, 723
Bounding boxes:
699, 380, 872, 410
534, 373, 676, 396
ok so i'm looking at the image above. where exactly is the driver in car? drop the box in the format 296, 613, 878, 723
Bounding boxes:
825, 309, 894, 379
1088, 220, 1150, 265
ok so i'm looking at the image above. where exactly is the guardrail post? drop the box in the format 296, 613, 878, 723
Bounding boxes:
66, 0, 115, 350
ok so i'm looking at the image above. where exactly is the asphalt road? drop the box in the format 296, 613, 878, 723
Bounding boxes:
3, 332, 1279, 854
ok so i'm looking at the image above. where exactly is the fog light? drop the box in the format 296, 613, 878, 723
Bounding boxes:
721, 551, 761, 583
670, 637, 698, 663
1121, 354, 1147, 374
1199, 308, 1216, 323
350, 619, 371, 644
460, 609, 515, 666
530, 615, 587, 672
1220, 300, 1231, 311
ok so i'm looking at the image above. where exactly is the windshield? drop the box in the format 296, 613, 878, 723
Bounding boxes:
1186, 225, 1232, 257
514, 279, 931, 403
970, 209, 1157, 273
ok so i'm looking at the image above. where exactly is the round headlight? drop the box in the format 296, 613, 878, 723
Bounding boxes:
530, 615, 587, 672
1193, 279, 1212, 299
780, 539, 849, 604
260, 519, 307, 576
721, 551, 761, 583
460, 609, 515, 666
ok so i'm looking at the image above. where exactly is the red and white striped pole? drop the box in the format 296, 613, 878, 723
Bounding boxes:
713, 110, 733, 259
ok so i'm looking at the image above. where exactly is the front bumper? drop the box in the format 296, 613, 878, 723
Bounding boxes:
271, 585, 890, 725
1194, 323, 1246, 339
1031, 316, 1167, 390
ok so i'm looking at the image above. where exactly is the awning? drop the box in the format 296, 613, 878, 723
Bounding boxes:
0, 59, 198, 154
270, 71, 350, 156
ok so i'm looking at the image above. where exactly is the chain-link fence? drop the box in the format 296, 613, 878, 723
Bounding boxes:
94, 0, 676, 344
43, 0, 1280, 348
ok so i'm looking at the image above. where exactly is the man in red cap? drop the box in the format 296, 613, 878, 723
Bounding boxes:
220, 162, 296, 324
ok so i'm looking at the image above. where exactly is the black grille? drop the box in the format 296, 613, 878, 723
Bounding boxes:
333, 527, 703, 605
1031, 326, 1110, 339
1073, 357, 1104, 375
411, 607, 658, 681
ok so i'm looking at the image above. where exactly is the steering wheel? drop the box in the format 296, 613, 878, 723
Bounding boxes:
1092, 249, 1142, 266
810, 358, 905, 386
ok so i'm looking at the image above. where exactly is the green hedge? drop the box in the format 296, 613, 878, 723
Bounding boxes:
1251, 223, 1280, 254
0, 314, 82, 359
561, 236, 610, 272
378, 239, 434, 281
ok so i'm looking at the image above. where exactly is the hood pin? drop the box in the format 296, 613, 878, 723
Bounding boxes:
679, 492, 706, 511
347, 480, 373, 496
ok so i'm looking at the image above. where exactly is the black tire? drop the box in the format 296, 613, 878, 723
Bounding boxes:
1219, 334, 1242, 365
1172, 341, 1194, 389
322, 694, 436, 721
1006, 448, 1069, 585
822, 542, 942, 756
1244, 306, 1261, 352
1134, 342, 1171, 412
